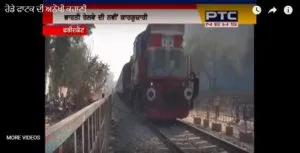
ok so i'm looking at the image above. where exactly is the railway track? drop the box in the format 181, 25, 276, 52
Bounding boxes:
139, 117, 250, 153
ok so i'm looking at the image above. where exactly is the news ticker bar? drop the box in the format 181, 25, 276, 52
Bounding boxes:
42, 4, 256, 24
43, 25, 88, 36
43, 0, 256, 4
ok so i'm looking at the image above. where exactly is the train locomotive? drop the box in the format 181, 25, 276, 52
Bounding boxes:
116, 24, 195, 120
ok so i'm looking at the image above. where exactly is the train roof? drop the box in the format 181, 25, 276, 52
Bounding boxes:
146, 24, 185, 35
135, 24, 185, 39
134, 24, 185, 44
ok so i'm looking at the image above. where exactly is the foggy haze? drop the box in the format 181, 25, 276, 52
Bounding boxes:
184, 25, 254, 93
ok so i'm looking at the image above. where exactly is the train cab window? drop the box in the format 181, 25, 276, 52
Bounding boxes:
169, 50, 186, 77
147, 49, 167, 76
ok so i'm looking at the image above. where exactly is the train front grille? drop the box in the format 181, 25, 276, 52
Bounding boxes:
162, 90, 184, 108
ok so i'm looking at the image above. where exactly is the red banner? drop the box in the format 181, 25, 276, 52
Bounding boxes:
43, 25, 88, 36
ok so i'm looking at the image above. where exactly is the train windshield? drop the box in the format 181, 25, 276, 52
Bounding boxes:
147, 49, 186, 77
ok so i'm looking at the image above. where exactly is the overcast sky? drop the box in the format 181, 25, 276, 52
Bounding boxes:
85, 24, 148, 81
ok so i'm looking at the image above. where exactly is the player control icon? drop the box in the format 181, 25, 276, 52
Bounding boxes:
252, 5, 262, 15
268, 7, 277, 14
284, 6, 293, 15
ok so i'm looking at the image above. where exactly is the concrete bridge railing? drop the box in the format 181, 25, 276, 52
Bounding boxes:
45, 95, 112, 153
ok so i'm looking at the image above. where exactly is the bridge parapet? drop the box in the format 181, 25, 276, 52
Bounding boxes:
46, 95, 112, 153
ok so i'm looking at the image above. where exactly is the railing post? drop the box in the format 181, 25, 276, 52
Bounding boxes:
82, 124, 85, 153
93, 114, 95, 152
107, 99, 110, 153
94, 113, 96, 151
99, 106, 102, 153
96, 108, 99, 153
74, 131, 77, 153
87, 118, 90, 153
103, 104, 106, 153
96, 109, 98, 135
91, 113, 94, 152
105, 96, 112, 153
94, 111, 96, 143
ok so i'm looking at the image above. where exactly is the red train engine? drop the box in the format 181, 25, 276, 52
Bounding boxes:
117, 24, 194, 120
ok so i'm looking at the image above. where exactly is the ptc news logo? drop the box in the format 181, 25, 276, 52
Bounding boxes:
205, 11, 238, 28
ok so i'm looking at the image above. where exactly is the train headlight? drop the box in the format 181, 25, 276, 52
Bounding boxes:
146, 87, 156, 101
184, 88, 193, 100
